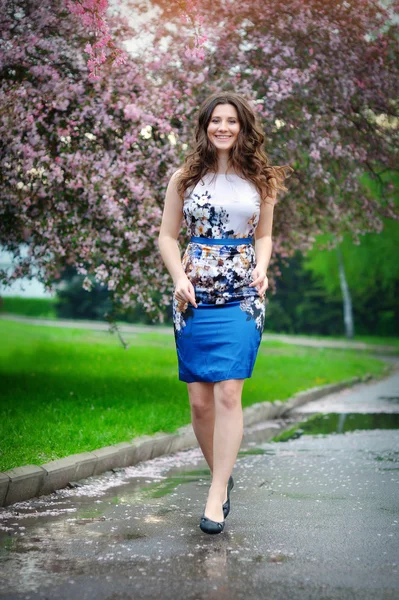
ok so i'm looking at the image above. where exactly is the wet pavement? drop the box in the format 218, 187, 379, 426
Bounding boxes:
1, 369, 398, 600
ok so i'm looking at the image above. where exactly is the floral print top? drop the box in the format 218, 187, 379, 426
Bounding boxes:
173, 172, 268, 334
183, 173, 261, 239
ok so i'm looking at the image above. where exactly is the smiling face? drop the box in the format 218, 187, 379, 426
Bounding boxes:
207, 103, 240, 152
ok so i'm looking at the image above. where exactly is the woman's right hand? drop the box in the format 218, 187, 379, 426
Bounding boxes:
174, 276, 198, 311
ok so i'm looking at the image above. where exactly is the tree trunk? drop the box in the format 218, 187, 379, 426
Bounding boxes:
337, 245, 354, 339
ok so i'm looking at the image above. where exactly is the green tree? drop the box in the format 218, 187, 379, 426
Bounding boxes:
304, 218, 399, 336
303, 170, 399, 336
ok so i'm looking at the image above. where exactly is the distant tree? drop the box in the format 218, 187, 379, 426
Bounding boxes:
304, 219, 399, 336
54, 266, 173, 324
336, 245, 354, 339
55, 266, 113, 320
267, 252, 343, 336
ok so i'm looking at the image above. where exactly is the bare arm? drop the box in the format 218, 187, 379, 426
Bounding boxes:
249, 180, 277, 298
158, 170, 197, 308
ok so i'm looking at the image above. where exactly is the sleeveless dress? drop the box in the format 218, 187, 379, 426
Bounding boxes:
173, 172, 269, 383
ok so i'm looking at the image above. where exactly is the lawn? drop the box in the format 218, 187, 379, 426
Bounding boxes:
0, 319, 390, 471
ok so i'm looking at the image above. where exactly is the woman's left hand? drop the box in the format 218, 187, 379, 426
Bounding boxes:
249, 266, 268, 300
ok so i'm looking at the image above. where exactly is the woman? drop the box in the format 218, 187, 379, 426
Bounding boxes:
158, 91, 292, 534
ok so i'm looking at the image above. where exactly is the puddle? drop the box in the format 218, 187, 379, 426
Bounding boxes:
254, 552, 291, 563
378, 395, 399, 403
272, 412, 399, 443
237, 448, 273, 457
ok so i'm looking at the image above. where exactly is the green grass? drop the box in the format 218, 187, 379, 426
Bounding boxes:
262, 329, 399, 350
2, 296, 398, 350
0, 319, 390, 471
0, 296, 57, 318
336, 334, 399, 349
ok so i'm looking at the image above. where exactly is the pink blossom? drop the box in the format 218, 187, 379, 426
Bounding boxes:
124, 104, 141, 121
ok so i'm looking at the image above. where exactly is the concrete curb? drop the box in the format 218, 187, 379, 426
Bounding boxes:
0, 374, 369, 508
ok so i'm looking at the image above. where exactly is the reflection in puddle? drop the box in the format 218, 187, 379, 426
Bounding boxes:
273, 412, 399, 444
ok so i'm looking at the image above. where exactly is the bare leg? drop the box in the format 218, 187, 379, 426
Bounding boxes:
203, 379, 245, 522
187, 382, 229, 505
187, 381, 215, 470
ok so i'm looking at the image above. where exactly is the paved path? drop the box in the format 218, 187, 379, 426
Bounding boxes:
0, 371, 398, 599
290, 363, 399, 414
1, 313, 397, 353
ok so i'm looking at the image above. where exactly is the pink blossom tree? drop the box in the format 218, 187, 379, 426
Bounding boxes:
1, 0, 398, 330
152, 0, 399, 245
0, 0, 188, 321
66, 0, 129, 81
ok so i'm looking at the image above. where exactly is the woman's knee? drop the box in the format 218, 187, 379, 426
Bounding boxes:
215, 380, 243, 411
187, 383, 214, 418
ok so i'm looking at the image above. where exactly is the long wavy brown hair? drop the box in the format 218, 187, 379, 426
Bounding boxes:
176, 91, 294, 203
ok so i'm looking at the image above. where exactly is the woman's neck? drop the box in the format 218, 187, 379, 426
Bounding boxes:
210, 170, 237, 175
216, 156, 229, 172
209, 163, 238, 175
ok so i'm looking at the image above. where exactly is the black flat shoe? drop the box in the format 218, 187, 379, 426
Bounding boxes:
223, 475, 234, 519
199, 512, 225, 534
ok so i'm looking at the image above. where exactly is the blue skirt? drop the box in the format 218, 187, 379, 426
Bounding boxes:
173, 237, 265, 383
